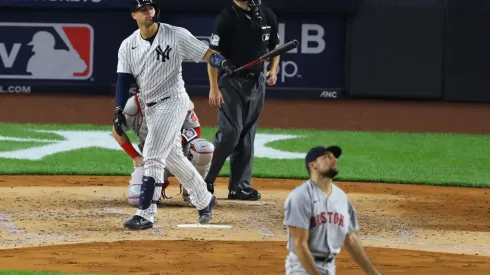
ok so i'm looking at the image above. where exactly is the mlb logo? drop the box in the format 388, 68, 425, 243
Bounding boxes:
0, 23, 94, 80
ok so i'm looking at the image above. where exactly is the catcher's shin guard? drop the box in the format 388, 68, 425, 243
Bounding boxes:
139, 176, 163, 210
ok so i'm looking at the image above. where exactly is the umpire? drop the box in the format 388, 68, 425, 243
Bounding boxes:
205, 0, 281, 201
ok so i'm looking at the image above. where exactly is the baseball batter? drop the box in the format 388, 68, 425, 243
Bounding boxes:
112, 0, 235, 230
111, 91, 215, 207
284, 146, 382, 275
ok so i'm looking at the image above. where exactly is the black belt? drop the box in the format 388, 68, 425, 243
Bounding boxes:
314, 256, 334, 263
146, 96, 170, 108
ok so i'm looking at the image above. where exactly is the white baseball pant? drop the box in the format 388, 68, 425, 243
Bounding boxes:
136, 92, 212, 222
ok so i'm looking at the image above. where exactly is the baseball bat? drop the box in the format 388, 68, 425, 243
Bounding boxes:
232, 39, 299, 74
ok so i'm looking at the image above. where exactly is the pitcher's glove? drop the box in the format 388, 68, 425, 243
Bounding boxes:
113, 107, 127, 136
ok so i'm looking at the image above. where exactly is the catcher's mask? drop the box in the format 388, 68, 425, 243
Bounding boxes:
131, 0, 160, 22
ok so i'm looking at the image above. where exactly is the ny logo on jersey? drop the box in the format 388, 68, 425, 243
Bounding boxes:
155, 45, 171, 62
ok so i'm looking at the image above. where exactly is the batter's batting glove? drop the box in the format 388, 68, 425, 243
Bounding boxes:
210, 52, 235, 75
113, 107, 127, 136
221, 60, 236, 75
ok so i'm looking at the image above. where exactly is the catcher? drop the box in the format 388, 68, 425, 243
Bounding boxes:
111, 89, 215, 207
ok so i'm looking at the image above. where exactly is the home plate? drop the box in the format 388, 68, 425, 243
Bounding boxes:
177, 224, 232, 229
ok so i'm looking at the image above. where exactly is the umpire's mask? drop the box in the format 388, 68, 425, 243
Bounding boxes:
241, 0, 263, 26
251, 6, 263, 22
244, 0, 262, 7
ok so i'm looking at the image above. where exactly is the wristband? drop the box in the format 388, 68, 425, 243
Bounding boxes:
121, 141, 140, 159
209, 52, 225, 68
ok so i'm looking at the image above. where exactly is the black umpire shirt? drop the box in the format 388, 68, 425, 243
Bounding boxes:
209, 2, 280, 74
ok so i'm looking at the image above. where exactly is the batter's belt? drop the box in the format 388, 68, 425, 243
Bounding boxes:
314, 256, 335, 263
146, 96, 170, 108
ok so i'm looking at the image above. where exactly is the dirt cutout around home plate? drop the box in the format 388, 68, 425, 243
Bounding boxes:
0, 95, 490, 274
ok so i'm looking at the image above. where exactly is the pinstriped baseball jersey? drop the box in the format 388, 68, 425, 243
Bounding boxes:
118, 21, 213, 224
117, 23, 208, 105
123, 94, 200, 147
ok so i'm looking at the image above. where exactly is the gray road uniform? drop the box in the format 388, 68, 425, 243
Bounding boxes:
123, 94, 214, 206
284, 180, 359, 275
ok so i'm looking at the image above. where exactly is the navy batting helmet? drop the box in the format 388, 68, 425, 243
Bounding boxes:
131, 0, 160, 22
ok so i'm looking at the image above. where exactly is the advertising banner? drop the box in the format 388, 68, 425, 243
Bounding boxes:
169, 14, 346, 99
0, 10, 134, 95
0, 10, 346, 99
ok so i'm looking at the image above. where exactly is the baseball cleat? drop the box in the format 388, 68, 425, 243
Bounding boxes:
123, 215, 153, 230
228, 187, 261, 201
198, 195, 216, 224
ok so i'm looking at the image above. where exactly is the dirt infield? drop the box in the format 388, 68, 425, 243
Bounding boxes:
0, 94, 489, 274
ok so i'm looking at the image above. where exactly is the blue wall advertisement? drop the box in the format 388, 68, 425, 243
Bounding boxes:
0, 10, 135, 95
0, 11, 346, 99
171, 14, 346, 96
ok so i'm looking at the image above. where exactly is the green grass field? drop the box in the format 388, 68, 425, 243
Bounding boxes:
0, 122, 489, 188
